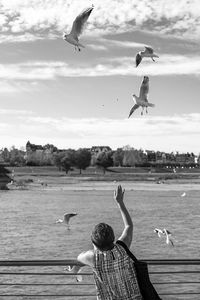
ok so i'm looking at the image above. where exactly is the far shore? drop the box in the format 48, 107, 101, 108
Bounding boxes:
7, 166, 200, 191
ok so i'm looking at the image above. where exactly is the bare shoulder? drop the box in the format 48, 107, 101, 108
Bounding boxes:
77, 250, 94, 267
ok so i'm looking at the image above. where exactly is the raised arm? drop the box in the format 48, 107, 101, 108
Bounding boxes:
114, 185, 133, 248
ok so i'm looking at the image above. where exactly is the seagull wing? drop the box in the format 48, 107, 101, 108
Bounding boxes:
135, 53, 142, 67
165, 229, 172, 235
144, 46, 154, 54
64, 213, 77, 224
154, 228, 164, 238
63, 214, 71, 224
139, 77, 149, 101
70, 6, 94, 38
128, 104, 139, 118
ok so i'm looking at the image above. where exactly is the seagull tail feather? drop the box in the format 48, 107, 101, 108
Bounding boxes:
148, 102, 155, 107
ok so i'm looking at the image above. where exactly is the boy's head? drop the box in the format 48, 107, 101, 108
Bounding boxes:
91, 223, 115, 251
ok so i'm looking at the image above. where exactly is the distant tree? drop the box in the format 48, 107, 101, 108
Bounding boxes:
9, 146, 26, 166
112, 148, 124, 167
1, 148, 10, 163
0, 165, 11, 190
122, 149, 139, 167
74, 148, 91, 174
53, 149, 76, 174
53, 152, 66, 171
61, 149, 76, 174
96, 151, 113, 174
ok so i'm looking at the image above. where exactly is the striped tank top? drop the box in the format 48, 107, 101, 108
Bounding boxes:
93, 241, 143, 300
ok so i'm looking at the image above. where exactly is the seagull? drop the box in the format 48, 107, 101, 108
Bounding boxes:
128, 76, 155, 117
154, 228, 164, 238
181, 192, 186, 197
135, 46, 159, 67
163, 228, 174, 246
65, 265, 83, 282
56, 213, 77, 227
63, 5, 94, 51
173, 168, 176, 173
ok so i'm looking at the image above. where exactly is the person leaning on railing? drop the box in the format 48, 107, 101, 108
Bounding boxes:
69, 185, 143, 300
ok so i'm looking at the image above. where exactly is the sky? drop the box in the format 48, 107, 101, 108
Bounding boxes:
0, 0, 200, 153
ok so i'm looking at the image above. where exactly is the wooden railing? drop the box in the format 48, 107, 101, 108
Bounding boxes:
0, 259, 199, 299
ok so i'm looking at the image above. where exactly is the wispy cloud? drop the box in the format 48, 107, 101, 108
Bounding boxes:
87, 38, 145, 51
0, 0, 200, 43
0, 110, 200, 153
1, 54, 200, 81
0, 80, 38, 93
0, 109, 33, 115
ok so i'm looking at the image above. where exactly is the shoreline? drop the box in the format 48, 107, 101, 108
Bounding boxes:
9, 180, 200, 192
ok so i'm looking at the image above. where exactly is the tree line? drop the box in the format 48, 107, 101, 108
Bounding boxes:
0, 145, 199, 174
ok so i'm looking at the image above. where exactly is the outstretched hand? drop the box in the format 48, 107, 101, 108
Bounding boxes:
114, 185, 125, 205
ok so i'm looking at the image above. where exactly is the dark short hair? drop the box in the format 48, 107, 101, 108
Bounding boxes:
91, 223, 115, 251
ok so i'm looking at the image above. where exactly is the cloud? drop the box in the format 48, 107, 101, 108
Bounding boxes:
0, 109, 33, 115
87, 44, 108, 51
1, 53, 200, 81
0, 111, 199, 153
0, 80, 38, 93
0, 0, 200, 43
87, 38, 145, 51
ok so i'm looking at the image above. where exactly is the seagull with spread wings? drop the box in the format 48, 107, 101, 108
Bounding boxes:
56, 213, 77, 228
136, 46, 159, 67
63, 5, 94, 51
128, 76, 155, 117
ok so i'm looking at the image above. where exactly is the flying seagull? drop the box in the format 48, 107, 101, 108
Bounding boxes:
128, 76, 155, 117
154, 228, 164, 238
63, 5, 94, 51
163, 228, 174, 246
56, 213, 77, 226
136, 46, 159, 67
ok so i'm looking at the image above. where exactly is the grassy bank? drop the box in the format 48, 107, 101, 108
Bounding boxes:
7, 166, 200, 184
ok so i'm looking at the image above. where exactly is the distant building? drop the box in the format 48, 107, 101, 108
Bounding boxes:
25, 141, 57, 165
90, 146, 112, 154
175, 153, 195, 164
146, 150, 156, 163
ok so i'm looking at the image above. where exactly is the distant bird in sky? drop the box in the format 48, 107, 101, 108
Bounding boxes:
128, 76, 155, 117
181, 192, 186, 197
63, 5, 94, 51
154, 228, 164, 238
56, 213, 77, 227
163, 228, 174, 246
135, 46, 159, 67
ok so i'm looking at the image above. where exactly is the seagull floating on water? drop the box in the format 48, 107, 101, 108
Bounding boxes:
63, 5, 94, 51
135, 46, 159, 67
128, 76, 155, 117
56, 213, 77, 227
